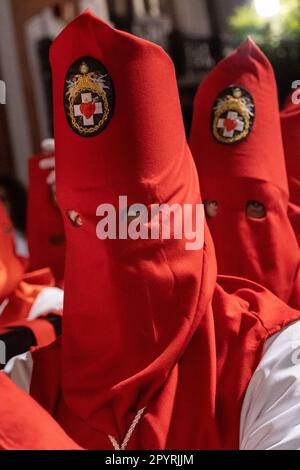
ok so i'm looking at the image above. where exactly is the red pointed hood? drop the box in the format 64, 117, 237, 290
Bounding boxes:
190, 37, 288, 193
51, 10, 216, 441
31, 17, 300, 451
0, 373, 81, 450
190, 38, 300, 307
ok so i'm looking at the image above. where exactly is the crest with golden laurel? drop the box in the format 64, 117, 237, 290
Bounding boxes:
212, 86, 255, 145
64, 56, 114, 137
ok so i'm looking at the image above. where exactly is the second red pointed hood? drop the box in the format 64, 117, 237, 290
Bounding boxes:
190, 38, 300, 307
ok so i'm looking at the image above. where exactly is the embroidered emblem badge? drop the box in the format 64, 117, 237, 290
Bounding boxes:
211, 86, 255, 145
64, 56, 114, 137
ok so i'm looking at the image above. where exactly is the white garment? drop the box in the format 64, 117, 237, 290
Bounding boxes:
4, 353, 33, 393
27, 287, 64, 321
240, 321, 300, 450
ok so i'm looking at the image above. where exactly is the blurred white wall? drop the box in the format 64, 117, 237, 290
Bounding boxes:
79, 0, 110, 21
0, 0, 112, 185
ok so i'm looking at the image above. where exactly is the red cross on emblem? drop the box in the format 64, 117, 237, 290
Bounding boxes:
217, 111, 244, 138
74, 93, 103, 126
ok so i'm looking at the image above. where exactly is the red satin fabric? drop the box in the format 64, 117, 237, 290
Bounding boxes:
27, 153, 66, 283
190, 38, 300, 309
0, 373, 81, 450
31, 13, 300, 450
281, 104, 300, 247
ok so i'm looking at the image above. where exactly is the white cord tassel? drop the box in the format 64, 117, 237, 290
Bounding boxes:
108, 407, 146, 451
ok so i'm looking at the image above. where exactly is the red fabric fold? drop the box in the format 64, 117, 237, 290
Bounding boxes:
0, 373, 81, 450
0, 268, 56, 328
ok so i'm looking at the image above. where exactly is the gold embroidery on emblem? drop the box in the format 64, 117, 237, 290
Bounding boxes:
213, 88, 253, 144
66, 62, 110, 136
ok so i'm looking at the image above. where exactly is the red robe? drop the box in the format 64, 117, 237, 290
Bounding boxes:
31, 12, 300, 450
0, 373, 81, 450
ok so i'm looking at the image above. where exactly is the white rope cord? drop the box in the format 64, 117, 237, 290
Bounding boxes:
108, 407, 146, 451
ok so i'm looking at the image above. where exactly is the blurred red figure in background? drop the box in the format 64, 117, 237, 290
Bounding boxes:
27, 139, 66, 284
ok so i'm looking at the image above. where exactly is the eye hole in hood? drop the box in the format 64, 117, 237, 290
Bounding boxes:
246, 200, 266, 219
204, 200, 219, 219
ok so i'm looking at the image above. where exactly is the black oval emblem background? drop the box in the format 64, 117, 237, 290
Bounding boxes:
64, 56, 114, 137
211, 85, 255, 145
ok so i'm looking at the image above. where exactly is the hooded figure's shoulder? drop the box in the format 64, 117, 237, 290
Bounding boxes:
240, 320, 300, 450
214, 275, 300, 338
